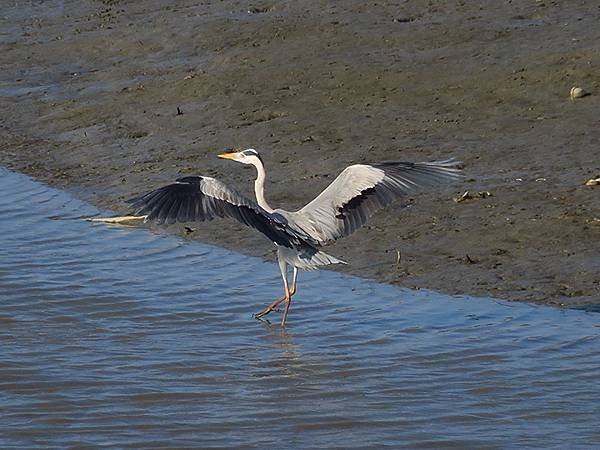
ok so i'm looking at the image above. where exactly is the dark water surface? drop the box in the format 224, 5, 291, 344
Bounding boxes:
1, 167, 599, 448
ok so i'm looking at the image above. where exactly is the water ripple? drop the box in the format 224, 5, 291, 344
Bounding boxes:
1, 167, 600, 448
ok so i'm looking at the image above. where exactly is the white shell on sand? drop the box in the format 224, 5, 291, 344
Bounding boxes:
570, 87, 585, 99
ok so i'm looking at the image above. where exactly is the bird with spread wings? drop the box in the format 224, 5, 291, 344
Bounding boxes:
130, 149, 462, 326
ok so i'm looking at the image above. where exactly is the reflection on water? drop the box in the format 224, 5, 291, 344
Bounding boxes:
1, 167, 599, 448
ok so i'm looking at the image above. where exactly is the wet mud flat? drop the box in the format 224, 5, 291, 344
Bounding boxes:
1, 0, 599, 307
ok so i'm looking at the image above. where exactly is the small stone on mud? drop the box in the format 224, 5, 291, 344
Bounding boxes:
584, 176, 600, 186
570, 87, 587, 99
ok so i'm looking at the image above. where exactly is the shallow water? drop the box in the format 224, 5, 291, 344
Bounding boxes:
1, 167, 599, 448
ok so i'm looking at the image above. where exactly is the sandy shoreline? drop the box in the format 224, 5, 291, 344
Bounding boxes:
1, 0, 599, 308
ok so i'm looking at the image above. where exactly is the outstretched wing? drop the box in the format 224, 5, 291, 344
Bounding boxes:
131, 176, 310, 248
292, 160, 462, 243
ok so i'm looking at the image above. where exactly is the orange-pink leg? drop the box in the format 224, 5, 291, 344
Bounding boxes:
254, 278, 298, 320
254, 264, 299, 325
281, 267, 298, 326
254, 293, 289, 319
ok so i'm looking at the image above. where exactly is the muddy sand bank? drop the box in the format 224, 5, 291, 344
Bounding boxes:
1, 0, 599, 308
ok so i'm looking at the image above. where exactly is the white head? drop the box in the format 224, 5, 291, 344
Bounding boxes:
218, 148, 271, 211
217, 148, 263, 167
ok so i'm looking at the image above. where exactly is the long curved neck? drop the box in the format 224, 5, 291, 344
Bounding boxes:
253, 159, 274, 213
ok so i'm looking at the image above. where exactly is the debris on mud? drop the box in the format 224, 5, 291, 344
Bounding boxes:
584, 176, 600, 186
453, 191, 493, 203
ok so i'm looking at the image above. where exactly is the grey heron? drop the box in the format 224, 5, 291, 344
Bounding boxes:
130, 149, 462, 326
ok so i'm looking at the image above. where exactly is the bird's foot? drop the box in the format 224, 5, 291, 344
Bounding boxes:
254, 296, 288, 320
253, 307, 280, 320
254, 316, 272, 325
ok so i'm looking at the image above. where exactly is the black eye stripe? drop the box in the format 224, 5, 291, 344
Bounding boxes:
240, 149, 263, 164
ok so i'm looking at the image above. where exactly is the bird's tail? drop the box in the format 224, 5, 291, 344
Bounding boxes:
280, 246, 346, 270
308, 250, 347, 269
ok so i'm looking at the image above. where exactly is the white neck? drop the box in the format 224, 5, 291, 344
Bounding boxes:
252, 159, 274, 213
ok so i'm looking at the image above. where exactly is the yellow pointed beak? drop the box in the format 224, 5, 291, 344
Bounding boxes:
218, 152, 236, 160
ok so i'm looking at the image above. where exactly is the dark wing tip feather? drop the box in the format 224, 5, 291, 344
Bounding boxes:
373, 160, 463, 193
128, 176, 316, 249
333, 159, 462, 237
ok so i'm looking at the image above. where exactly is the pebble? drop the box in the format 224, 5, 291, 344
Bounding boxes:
570, 87, 586, 99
